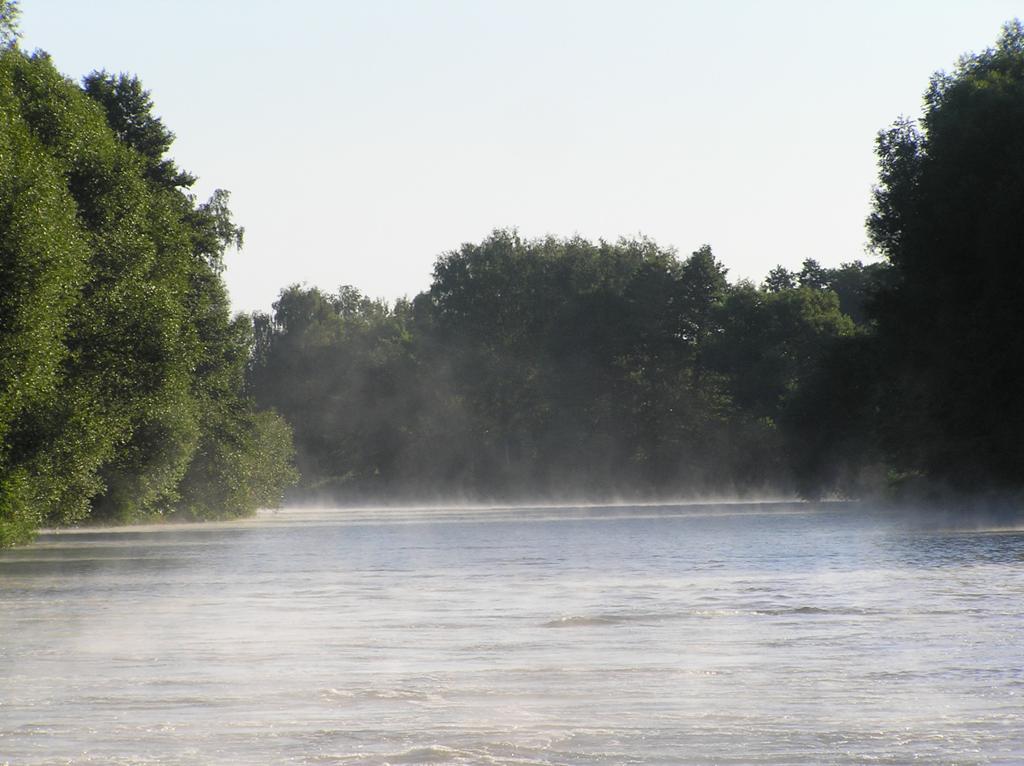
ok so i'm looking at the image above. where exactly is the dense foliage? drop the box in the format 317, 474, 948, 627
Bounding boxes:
5, 10, 1023, 531
870, 22, 1024, 494
251, 21, 1024, 506
248, 234, 876, 502
796, 21, 1024, 502
0, 27, 294, 545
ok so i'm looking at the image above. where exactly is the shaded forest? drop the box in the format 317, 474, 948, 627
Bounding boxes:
250, 22, 1024, 507
3, 8, 1024, 545
249, 238, 883, 502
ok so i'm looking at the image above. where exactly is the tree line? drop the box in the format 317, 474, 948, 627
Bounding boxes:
0, 8, 295, 545
801, 21, 1024, 504
248, 235, 882, 503
3, 13, 1023, 544
249, 22, 1024, 508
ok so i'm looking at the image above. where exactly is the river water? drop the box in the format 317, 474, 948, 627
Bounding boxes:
1, 503, 1022, 765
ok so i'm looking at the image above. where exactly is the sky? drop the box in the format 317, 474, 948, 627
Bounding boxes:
20, 0, 1024, 313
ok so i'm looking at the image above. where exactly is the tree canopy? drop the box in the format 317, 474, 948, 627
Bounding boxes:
248, 232, 869, 502
5, 19, 1024, 536
784, 20, 1024, 502
866, 21, 1024, 494
0, 44, 294, 545
250, 22, 1024, 507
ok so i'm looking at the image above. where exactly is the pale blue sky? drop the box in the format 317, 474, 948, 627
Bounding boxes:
21, 1, 1023, 312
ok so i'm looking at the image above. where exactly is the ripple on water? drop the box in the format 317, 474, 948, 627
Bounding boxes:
2, 503, 1024, 765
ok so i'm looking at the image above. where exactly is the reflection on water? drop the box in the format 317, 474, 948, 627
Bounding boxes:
1, 503, 1023, 765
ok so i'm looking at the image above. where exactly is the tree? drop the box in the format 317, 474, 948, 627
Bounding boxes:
0, 57, 90, 543
248, 285, 413, 498
0, 1, 19, 49
709, 283, 855, 421
867, 20, 1024, 493
763, 266, 796, 292
823, 261, 888, 326
797, 258, 829, 290
251, 233, 779, 500
764, 261, 887, 322
0, 42, 294, 544
82, 71, 196, 189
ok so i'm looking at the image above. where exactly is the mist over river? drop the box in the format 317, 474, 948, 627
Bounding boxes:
1, 503, 1023, 765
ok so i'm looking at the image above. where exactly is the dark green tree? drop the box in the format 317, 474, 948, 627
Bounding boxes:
248, 285, 411, 497
763, 266, 796, 293
251, 232, 777, 500
82, 71, 196, 190
797, 258, 829, 290
867, 20, 1024, 493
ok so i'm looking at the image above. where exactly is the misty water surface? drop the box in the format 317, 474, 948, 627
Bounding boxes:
1, 503, 1023, 765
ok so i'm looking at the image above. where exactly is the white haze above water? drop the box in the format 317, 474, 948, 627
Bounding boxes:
1, 503, 1023, 765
